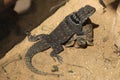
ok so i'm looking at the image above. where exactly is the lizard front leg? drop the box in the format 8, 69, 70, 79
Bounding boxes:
64, 34, 77, 47
50, 43, 64, 63
75, 24, 94, 48
26, 31, 47, 42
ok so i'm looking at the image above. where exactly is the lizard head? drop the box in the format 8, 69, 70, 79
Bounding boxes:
76, 5, 96, 23
82, 5, 96, 16
68, 5, 96, 25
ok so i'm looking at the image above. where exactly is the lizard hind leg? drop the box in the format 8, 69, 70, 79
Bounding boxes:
26, 31, 48, 42
25, 37, 62, 76
50, 43, 64, 63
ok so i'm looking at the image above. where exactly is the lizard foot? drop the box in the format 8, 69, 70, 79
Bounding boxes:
56, 55, 63, 63
51, 53, 63, 63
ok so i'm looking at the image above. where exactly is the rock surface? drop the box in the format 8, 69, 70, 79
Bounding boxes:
0, 0, 120, 80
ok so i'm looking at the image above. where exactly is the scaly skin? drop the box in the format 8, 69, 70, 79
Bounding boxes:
25, 5, 96, 76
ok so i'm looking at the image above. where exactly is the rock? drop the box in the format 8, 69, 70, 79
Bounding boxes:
14, 0, 31, 14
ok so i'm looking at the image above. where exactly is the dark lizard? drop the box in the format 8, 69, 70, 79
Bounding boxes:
25, 5, 96, 76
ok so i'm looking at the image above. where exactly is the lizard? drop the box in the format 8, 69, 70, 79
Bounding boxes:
25, 5, 96, 76
64, 18, 95, 48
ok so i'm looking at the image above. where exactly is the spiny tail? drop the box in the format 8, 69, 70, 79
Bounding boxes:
25, 41, 63, 76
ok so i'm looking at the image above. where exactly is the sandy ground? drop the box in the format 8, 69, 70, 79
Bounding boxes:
0, 0, 120, 80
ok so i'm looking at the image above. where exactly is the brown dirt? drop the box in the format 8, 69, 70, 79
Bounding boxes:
1, 0, 120, 80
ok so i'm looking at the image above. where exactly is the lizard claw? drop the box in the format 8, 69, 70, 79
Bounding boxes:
51, 55, 63, 63
50, 52, 63, 63
56, 55, 63, 63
